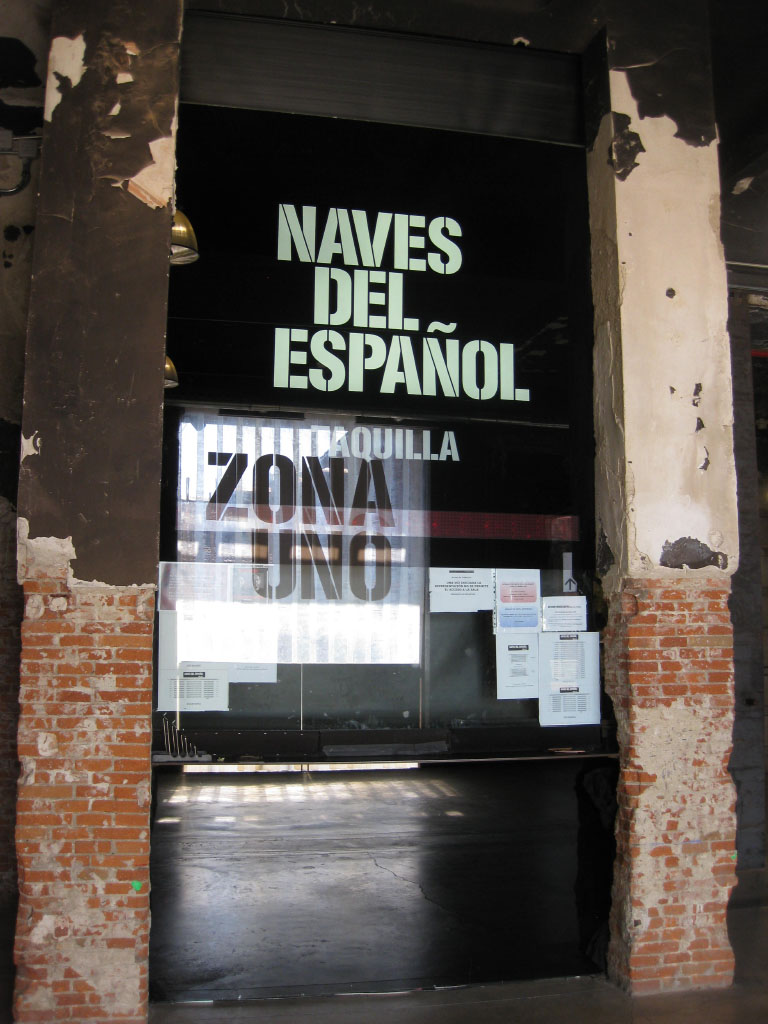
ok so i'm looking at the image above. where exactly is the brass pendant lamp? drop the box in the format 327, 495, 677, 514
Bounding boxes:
170, 208, 199, 265
165, 207, 199, 387
164, 355, 179, 389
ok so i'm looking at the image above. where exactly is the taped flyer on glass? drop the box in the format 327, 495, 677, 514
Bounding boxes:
542, 595, 587, 632
495, 568, 541, 630
429, 567, 494, 613
538, 631, 600, 726
495, 632, 539, 699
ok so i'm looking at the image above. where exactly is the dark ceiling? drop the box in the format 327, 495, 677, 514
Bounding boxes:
710, 0, 768, 294
710, 0, 768, 180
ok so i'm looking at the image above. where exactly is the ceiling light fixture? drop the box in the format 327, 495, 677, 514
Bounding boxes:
170, 209, 199, 265
164, 355, 179, 389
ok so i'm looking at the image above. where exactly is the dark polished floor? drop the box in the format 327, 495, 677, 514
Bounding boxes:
146, 761, 768, 1024
149, 760, 614, 1003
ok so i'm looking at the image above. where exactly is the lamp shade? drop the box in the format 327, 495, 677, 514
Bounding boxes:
164, 355, 179, 388
170, 209, 199, 265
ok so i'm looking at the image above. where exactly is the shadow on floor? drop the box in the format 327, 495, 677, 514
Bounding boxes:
148, 761, 612, 1003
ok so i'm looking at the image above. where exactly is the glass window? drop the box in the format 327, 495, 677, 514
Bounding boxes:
156, 105, 600, 757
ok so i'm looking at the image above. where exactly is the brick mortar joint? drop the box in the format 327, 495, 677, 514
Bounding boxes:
602, 575, 733, 594
602, 577, 733, 618
21, 580, 157, 626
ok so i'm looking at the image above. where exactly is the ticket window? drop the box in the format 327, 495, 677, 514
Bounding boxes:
155, 102, 601, 755
156, 408, 595, 738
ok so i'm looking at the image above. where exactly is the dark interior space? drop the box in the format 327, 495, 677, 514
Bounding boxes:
149, 758, 616, 1002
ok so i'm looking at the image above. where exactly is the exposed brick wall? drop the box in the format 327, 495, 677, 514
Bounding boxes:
14, 555, 154, 1023
603, 576, 738, 993
0, 502, 22, 903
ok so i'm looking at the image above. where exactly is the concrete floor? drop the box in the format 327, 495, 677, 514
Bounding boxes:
1, 762, 765, 1023
147, 763, 768, 1024
148, 761, 608, 1002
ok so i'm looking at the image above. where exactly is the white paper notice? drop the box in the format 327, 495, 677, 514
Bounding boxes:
542, 596, 587, 632
495, 568, 541, 630
429, 568, 495, 612
495, 632, 539, 699
538, 631, 600, 726
157, 661, 229, 712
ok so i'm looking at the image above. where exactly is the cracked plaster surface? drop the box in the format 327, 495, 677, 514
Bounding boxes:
125, 132, 175, 209
613, 702, 736, 941
16, 517, 156, 589
589, 71, 737, 579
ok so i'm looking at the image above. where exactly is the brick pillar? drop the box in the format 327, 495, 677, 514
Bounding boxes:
603, 578, 737, 992
586, 17, 740, 993
14, 537, 155, 1022
12, 0, 183, 1019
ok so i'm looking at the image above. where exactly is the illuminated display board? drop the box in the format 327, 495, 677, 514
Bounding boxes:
167, 107, 590, 423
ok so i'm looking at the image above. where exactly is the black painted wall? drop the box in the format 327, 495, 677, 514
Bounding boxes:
16, 0, 182, 586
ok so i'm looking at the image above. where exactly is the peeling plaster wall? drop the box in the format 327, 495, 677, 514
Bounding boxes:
11, 2, 183, 1020
581, 9, 740, 993
43, 32, 86, 123
590, 71, 737, 581
606, 73, 737, 577
15, 517, 76, 587
17, 0, 182, 587
631, 699, 734, 886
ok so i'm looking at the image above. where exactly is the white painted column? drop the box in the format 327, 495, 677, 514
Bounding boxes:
590, 70, 737, 578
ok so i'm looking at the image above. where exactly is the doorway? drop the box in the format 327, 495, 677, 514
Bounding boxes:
149, 759, 615, 1001
149, 13, 611, 1004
